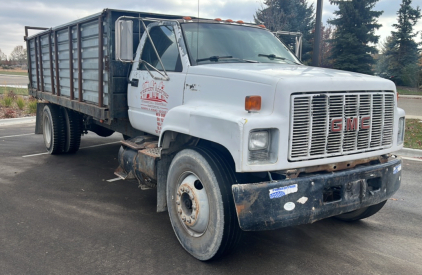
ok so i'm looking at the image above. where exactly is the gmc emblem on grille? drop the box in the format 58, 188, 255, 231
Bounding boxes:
331, 116, 371, 132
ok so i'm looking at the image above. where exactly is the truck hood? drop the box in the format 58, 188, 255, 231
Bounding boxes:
187, 63, 396, 91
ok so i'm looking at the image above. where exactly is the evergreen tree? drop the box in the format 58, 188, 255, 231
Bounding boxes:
383, 0, 421, 86
376, 36, 396, 79
254, 0, 315, 64
320, 25, 335, 68
328, 0, 383, 75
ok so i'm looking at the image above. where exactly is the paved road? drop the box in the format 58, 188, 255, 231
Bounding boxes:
0, 122, 421, 274
0, 74, 28, 86
398, 97, 422, 118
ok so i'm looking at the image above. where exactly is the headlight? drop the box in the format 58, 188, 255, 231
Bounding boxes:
397, 117, 405, 145
249, 131, 269, 151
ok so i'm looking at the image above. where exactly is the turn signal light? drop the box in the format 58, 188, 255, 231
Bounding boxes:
245, 96, 261, 112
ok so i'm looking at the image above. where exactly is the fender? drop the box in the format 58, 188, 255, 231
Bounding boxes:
159, 105, 247, 171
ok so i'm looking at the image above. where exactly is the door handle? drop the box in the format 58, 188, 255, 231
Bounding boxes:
129, 78, 139, 87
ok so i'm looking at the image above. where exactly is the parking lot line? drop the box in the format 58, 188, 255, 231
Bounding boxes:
0, 133, 34, 139
106, 177, 122, 182
22, 141, 121, 158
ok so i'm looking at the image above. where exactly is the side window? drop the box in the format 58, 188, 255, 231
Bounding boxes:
139, 25, 182, 72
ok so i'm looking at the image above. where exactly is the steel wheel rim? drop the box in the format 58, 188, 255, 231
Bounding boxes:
175, 172, 210, 237
43, 114, 52, 148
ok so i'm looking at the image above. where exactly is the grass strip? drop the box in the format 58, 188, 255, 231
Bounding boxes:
404, 119, 422, 150
0, 86, 29, 95
0, 71, 28, 76
397, 87, 422, 96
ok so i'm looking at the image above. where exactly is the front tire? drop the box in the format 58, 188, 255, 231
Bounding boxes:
335, 200, 387, 222
42, 104, 65, 154
166, 147, 241, 261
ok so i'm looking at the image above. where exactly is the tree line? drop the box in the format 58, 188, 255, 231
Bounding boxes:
255, 0, 421, 88
0, 46, 27, 67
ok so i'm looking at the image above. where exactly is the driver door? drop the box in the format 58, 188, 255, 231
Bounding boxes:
127, 23, 187, 135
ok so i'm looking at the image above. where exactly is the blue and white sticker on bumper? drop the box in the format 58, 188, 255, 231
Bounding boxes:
269, 184, 298, 199
393, 164, 402, 174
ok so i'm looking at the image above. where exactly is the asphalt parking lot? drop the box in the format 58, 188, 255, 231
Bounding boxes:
1, 121, 421, 274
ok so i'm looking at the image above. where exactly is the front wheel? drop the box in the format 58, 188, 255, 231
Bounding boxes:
166, 147, 242, 261
335, 200, 387, 222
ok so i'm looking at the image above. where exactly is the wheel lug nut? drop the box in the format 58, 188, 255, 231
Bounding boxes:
191, 215, 195, 219
176, 200, 180, 205
187, 219, 191, 223
182, 216, 186, 222
178, 209, 182, 215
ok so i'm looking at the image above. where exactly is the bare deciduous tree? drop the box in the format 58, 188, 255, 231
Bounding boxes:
0, 49, 7, 64
10, 46, 27, 66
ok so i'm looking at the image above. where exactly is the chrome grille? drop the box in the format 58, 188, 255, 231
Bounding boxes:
289, 91, 395, 161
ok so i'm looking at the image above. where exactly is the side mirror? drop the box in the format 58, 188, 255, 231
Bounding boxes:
115, 19, 133, 62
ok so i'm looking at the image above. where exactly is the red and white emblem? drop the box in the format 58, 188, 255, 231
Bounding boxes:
331, 116, 371, 132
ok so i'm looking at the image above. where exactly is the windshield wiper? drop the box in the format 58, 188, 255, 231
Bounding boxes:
258, 54, 285, 60
196, 56, 233, 62
258, 54, 301, 65
196, 56, 259, 63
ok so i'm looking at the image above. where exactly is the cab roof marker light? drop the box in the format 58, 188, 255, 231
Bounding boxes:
258, 24, 266, 28
183, 16, 192, 20
214, 18, 222, 22
236, 20, 244, 24
225, 19, 234, 23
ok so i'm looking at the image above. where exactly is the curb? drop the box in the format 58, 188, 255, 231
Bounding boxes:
0, 116, 36, 126
395, 147, 422, 160
405, 115, 422, 120
0, 85, 27, 89
399, 95, 422, 100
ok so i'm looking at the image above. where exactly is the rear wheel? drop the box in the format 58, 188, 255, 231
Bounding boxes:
166, 147, 242, 261
335, 200, 387, 222
42, 104, 65, 154
63, 108, 81, 153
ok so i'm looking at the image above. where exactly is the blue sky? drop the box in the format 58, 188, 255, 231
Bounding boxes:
0, 0, 420, 58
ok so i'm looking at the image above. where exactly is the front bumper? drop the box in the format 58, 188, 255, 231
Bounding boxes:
232, 158, 402, 231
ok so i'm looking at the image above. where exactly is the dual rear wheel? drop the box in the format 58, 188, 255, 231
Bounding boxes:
42, 104, 81, 154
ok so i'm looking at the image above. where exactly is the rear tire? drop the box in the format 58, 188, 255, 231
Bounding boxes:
42, 104, 66, 154
335, 200, 387, 222
166, 147, 242, 261
63, 108, 81, 153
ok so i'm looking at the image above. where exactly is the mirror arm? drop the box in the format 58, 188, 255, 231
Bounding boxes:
139, 18, 170, 80
140, 60, 170, 81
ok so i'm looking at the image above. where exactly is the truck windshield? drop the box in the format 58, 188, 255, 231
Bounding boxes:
181, 23, 301, 65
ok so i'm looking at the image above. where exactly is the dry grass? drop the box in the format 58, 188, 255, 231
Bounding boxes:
0, 92, 37, 118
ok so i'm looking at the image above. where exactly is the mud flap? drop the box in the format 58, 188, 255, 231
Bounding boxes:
35, 103, 48, 134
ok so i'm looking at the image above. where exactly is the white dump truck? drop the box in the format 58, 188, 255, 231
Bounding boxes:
25, 9, 405, 261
